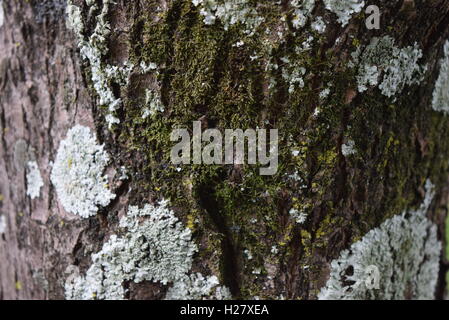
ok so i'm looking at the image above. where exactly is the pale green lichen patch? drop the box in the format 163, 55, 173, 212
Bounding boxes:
51, 125, 115, 218
291, 0, 316, 29
142, 89, 165, 119
311, 16, 326, 34
190, 0, 332, 35
289, 208, 308, 225
281, 57, 307, 94
323, 0, 364, 26
351, 36, 427, 98
0, 0, 5, 28
65, 200, 229, 300
341, 139, 356, 157
66, 3, 83, 35
26, 161, 44, 200
192, 0, 264, 36
0, 0, 4, 28
165, 273, 232, 300
432, 40, 449, 114
0, 215, 6, 235
318, 181, 441, 300
66, 0, 135, 129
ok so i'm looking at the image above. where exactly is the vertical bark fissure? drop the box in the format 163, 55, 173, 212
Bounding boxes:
197, 181, 241, 297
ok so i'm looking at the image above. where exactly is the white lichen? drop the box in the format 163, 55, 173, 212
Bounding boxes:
359, 65, 379, 92
66, 3, 83, 35
277, 55, 307, 94
140, 61, 158, 74
432, 40, 449, 114
65, 200, 229, 300
318, 180, 441, 300
117, 166, 129, 181
287, 171, 307, 189
67, 1, 161, 128
66, 1, 134, 129
379, 44, 427, 98
26, 161, 44, 200
0, 215, 6, 235
291, 0, 316, 29
142, 89, 165, 119
351, 36, 427, 98
51, 125, 115, 218
266, 29, 313, 93
299, 35, 314, 52
165, 273, 231, 300
252, 268, 262, 275
319, 87, 331, 99
0, 0, 5, 28
323, 0, 365, 27
289, 208, 308, 225
192, 0, 264, 35
284, 66, 306, 93
311, 16, 326, 34
244, 249, 253, 260
341, 139, 356, 156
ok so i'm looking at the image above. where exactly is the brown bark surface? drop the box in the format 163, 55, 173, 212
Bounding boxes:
0, 0, 95, 299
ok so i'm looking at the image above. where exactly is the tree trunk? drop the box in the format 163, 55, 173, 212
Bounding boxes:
0, 0, 448, 300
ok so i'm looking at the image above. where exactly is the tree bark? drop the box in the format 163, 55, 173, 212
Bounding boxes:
0, 0, 448, 300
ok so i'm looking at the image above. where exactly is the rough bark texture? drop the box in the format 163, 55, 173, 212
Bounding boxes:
0, 0, 448, 300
